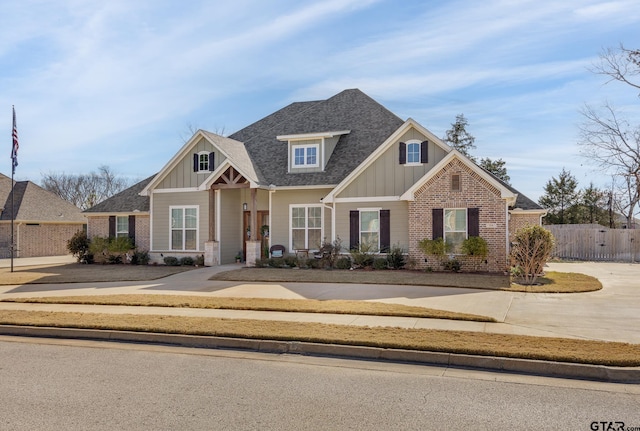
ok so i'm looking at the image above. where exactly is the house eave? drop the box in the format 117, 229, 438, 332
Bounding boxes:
276, 130, 350, 141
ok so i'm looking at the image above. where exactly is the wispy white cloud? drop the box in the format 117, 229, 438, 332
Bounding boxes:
1, 0, 639, 201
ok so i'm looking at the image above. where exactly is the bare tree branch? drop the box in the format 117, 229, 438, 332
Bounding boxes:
589, 44, 640, 95
41, 165, 132, 210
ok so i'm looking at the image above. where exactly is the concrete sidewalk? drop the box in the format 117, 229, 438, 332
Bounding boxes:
1, 259, 639, 382
1, 261, 639, 344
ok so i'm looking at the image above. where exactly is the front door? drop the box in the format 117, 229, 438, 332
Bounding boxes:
243, 211, 269, 259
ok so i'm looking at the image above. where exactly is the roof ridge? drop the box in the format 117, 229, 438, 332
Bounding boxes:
232, 99, 324, 145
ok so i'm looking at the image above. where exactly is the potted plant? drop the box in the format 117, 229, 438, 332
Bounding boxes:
235, 252, 243, 263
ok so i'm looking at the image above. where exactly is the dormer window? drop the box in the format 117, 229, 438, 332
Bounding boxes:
193, 151, 215, 173
277, 130, 350, 173
293, 144, 319, 168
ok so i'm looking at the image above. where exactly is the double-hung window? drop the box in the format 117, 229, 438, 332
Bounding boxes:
360, 210, 380, 250
444, 209, 467, 253
292, 145, 319, 168
171, 206, 198, 250
116, 216, 129, 238
193, 152, 215, 173
407, 142, 420, 164
291, 206, 322, 250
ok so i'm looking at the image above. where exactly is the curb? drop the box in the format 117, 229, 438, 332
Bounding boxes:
1, 325, 638, 383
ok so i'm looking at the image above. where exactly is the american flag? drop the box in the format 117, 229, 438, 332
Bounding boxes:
11, 106, 18, 174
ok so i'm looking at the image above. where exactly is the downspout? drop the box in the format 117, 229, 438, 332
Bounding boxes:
269, 186, 275, 251
149, 193, 154, 254
506, 201, 510, 268
322, 201, 335, 243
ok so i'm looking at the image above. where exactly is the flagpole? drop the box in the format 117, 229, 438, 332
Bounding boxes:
10, 105, 17, 273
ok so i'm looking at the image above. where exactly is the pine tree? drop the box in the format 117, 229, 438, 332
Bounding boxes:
442, 114, 476, 161
479, 157, 510, 184
538, 168, 579, 224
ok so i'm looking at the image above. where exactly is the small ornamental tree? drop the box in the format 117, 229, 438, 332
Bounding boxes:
461, 236, 488, 271
67, 230, 90, 263
510, 226, 555, 285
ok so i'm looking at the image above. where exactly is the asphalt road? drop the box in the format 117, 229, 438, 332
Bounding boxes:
0, 337, 638, 431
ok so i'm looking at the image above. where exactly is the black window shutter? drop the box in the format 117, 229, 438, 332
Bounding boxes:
193, 154, 199, 172
108, 216, 116, 238
420, 141, 429, 163
349, 210, 360, 250
209, 152, 215, 171
432, 209, 443, 239
380, 210, 390, 253
128, 215, 136, 245
399, 142, 406, 165
468, 208, 480, 237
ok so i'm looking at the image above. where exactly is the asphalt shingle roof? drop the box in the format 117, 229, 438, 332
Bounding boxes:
84, 174, 154, 213
0, 173, 85, 222
229, 89, 405, 187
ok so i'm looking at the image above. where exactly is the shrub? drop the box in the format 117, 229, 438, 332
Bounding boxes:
305, 258, 320, 269
67, 230, 90, 263
461, 236, 488, 257
89, 236, 111, 257
317, 237, 343, 269
110, 236, 134, 253
107, 254, 123, 264
180, 256, 195, 266
283, 255, 297, 268
417, 238, 448, 256
386, 244, 406, 270
254, 258, 267, 268
163, 256, 180, 266
131, 250, 150, 265
510, 225, 555, 285
336, 256, 352, 270
350, 242, 376, 268
268, 257, 284, 268
442, 259, 461, 272
373, 257, 388, 270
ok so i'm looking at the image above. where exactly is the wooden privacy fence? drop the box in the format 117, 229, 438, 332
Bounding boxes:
546, 225, 640, 262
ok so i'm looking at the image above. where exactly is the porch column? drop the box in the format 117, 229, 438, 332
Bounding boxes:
205, 187, 219, 266
246, 188, 259, 266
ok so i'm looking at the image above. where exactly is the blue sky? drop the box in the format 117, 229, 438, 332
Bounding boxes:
2, 0, 639, 202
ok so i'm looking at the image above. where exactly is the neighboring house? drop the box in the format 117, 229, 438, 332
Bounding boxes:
87, 89, 545, 272
0, 173, 86, 258
83, 175, 155, 251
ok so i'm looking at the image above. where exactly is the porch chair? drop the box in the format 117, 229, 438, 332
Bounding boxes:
269, 244, 286, 258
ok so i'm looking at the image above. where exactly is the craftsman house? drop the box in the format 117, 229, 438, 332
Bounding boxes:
85, 89, 545, 272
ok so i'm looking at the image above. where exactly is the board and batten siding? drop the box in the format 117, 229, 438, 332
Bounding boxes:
338, 128, 448, 198
219, 189, 242, 264
152, 191, 209, 251
157, 138, 227, 189
335, 200, 409, 251
270, 188, 333, 253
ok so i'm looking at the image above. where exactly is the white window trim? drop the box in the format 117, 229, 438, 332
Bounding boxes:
404, 139, 423, 166
358, 207, 381, 251
444, 208, 467, 253
196, 151, 212, 173
291, 143, 320, 169
115, 215, 128, 238
170, 205, 199, 251
289, 204, 323, 251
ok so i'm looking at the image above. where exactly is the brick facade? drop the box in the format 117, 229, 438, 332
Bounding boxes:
0, 222, 85, 258
86, 214, 151, 251
408, 158, 508, 273
509, 212, 543, 241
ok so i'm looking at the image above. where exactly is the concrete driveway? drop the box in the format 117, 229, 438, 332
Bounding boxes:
1, 259, 638, 344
